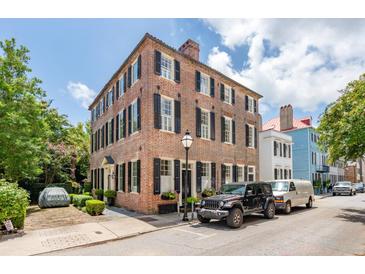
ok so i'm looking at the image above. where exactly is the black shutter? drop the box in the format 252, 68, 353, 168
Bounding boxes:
137, 97, 141, 130
116, 114, 119, 141
121, 163, 126, 191
245, 95, 249, 111
210, 112, 215, 141
128, 105, 132, 135
174, 60, 180, 83
155, 50, 161, 75
244, 166, 248, 181
123, 109, 126, 138
116, 80, 120, 100
221, 116, 225, 142
112, 86, 115, 104
128, 162, 131, 192
174, 160, 180, 193
101, 126, 104, 148
245, 124, 249, 147
153, 93, 161, 129
254, 99, 257, 113
221, 164, 226, 184
233, 165, 238, 182
101, 168, 104, 190
137, 160, 141, 193
196, 107, 201, 137
232, 89, 235, 104
210, 78, 215, 97
174, 100, 181, 133
195, 71, 201, 92
105, 122, 109, 146
254, 127, 258, 148
220, 83, 225, 101
96, 169, 99, 189
196, 161, 202, 193
137, 55, 141, 79
103, 96, 106, 113
232, 120, 236, 144
127, 66, 132, 88
111, 118, 114, 144
153, 158, 161, 194
211, 163, 216, 189
123, 73, 127, 93
115, 164, 119, 191
91, 133, 94, 153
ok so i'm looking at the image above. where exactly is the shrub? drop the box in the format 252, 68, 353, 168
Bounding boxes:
161, 192, 176, 200
69, 193, 76, 204
72, 194, 93, 208
83, 192, 91, 196
94, 189, 104, 196
187, 196, 200, 204
104, 189, 117, 198
0, 179, 30, 229
202, 188, 216, 197
83, 182, 92, 193
85, 199, 106, 216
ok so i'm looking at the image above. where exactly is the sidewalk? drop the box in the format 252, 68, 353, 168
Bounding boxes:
0, 208, 195, 256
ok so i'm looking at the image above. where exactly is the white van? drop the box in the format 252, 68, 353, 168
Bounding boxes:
268, 179, 315, 214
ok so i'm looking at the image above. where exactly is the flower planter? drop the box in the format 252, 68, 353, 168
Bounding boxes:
106, 197, 114, 206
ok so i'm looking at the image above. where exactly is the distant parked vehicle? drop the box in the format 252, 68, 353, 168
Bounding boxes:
333, 181, 356, 196
196, 182, 276, 228
354, 182, 364, 193
38, 187, 70, 208
269, 180, 314, 214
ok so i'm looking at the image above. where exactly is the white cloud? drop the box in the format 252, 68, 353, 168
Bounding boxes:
204, 19, 365, 113
67, 81, 96, 109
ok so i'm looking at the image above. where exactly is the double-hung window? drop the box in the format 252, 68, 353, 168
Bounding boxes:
160, 160, 173, 193
248, 124, 255, 148
161, 97, 173, 132
130, 100, 138, 134
201, 110, 210, 139
91, 109, 96, 122
247, 96, 254, 113
118, 164, 124, 192
200, 73, 209, 95
131, 58, 139, 86
224, 86, 232, 104
131, 161, 138, 192
237, 166, 244, 182
118, 110, 125, 139
107, 119, 112, 145
119, 76, 125, 97
248, 166, 255, 182
100, 99, 104, 115
224, 117, 232, 143
225, 165, 232, 183
201, 162, 210, 190
161, 53, 174, 80
107, 89, 113, 108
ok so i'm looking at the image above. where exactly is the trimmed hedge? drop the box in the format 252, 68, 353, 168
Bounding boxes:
83, 182, 92, 193
73, 195, 93, 208
0, 179, 29, 229
69, 194, 76, 204
85, 199, 105, 216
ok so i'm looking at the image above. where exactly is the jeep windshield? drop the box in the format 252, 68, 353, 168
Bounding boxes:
271, 181, 289, 192
221, 184, 246, 195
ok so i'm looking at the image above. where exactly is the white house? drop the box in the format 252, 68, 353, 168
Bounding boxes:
259, 129, 293, 181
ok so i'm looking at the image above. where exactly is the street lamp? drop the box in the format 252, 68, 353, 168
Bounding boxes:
181, 130, 193, 221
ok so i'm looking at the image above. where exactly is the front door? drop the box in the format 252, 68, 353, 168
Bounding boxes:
181, 169, 192, 201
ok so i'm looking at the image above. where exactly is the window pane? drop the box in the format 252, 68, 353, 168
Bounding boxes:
224, 87, 231, 104
200, 74, 209, 95
201, 163, 209, 177
201, 111, 209, 139
161, 98, 173, 131
132, 162, 138, 192
160, 160, 172, 176
131, 102, 138, 133
224, 118, 231, 143
161, 54, 173, 80
132, 61, 138, 84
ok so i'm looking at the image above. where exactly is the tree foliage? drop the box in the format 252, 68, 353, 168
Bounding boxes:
317, 73, 365, 163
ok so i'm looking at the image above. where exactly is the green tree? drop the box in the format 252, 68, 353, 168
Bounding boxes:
0, 38, 49, 182
317, 73, 365, 163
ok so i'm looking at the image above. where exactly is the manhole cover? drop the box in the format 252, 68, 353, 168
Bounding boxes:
137, 217, 158, 222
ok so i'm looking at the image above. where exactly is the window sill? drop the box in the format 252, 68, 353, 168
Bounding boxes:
159, 129, 175, 134
223, 101, 232, 106
224, 142, 233, 145
201, 137, 211, 141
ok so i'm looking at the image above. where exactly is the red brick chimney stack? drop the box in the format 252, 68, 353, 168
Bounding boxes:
178, 39, 200, 61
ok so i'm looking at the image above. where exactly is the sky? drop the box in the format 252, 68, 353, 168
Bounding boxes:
1, 18, 364, 125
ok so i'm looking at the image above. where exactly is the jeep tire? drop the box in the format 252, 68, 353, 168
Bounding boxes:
197, 214, 210, 223
226, 208, 243, 228
264, 202, 275, 219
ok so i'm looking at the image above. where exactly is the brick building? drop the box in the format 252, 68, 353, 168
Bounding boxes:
345, 158, 365, 183
88, 33, 262, 214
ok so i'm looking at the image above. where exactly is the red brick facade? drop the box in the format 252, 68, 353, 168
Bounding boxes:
89, 33, 262, 214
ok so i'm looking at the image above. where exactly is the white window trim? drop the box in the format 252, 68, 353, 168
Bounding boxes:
247, 124, 255, 149
224, 85, 232, 105
117, 163, 125, 193
247, 96, 254, 113
119, 76, 125, 98
100, 99, 104, 115
237, 164, 245, 182
247, 165, 256, 182
131, 58, 139, 87
160, 158, 174, 193
160, 95, 174, 133
200, 108, 210, 140
224, 116, 233, 144
107, 119, 113, 147
200, 72, 210, 96
224, 163, 233, 183
130, 99, 139, 136
130, 160, 139, 194
118, 110, 125, 141
160, 53, 175, 82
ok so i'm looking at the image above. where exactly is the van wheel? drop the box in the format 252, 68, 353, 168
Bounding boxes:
197, 214, 210, 223
333, 193, 336, 196
264, 202, 275, 219
284, 201, 291, 214
350, 191, 353, 196
306, 197, 313, 208
226, 208, 243, 228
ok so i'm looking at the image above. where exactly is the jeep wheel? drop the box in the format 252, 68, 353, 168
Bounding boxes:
226, 208, 243, 228
264, 202, 275, 219
197, 214, 210, 223
306, 197, 313, 208
284, 201, 291, 214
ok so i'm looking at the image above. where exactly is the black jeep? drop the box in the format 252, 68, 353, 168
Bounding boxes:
196, 182, 276, 228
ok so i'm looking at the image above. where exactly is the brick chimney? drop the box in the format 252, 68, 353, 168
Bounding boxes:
280, 104, 293, 131
178, 39, 200, 61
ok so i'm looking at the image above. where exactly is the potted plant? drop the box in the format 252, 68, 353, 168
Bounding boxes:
187, 196, 200, 205
161, 192, 176, 200
202, 188, 216, 197
313, 180, 321, 195
104, 190, 117, 206
94, 189, 104, 201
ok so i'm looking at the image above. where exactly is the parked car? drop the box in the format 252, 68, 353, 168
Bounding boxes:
268, 179, 314, 214
38, 187, 70, 208
333, 181, 356, 196
354, 182, 364, 193
196, 182, 275, 228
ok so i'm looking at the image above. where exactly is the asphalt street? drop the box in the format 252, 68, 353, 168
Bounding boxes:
46, 193, 365, 255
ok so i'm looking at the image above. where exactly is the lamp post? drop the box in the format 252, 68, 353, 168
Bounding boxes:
181, 130, 193, 221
